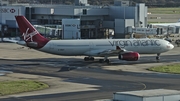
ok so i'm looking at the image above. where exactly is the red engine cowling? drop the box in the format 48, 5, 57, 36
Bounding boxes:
118, 52, 140, 61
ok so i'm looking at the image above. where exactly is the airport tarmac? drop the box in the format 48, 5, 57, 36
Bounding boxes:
0, 42, 180, 101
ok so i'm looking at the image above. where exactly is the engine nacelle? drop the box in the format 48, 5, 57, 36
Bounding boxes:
118, 52, 140, 61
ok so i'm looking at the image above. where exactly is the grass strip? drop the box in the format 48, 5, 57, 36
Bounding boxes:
148, 7, 180, 14
0, 80, 49, 96
148, 63, 180, 74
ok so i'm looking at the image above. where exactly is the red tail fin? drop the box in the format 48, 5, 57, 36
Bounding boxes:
15, 16, 49, 49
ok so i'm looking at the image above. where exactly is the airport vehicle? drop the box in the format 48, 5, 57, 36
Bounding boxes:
15, 16, 174, 63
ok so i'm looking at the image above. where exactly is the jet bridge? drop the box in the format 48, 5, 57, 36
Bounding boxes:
127, 26, 164, 38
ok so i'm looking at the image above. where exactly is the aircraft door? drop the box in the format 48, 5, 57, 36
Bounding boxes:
49, 42, 54, 52
88, 42, 95, 56
89, 42, 94, 50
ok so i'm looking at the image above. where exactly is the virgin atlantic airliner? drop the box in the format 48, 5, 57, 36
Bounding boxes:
15, 16, 174, 63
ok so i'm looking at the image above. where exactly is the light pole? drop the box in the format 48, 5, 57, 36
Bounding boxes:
0, 5, 2, 41
124, 6, 126, 37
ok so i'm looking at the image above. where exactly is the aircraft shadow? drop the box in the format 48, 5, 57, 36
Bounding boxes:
0, 54, 180, 66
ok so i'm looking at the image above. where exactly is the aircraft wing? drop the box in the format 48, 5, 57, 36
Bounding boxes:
98, 46, 124, 55
84, 46, 131, 56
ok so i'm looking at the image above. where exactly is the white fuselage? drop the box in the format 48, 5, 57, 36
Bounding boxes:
39, 38, 174, 57
151, 22, 180, 27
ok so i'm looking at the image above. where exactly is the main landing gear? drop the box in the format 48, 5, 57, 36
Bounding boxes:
99, 59, 110, 63
84, 56, 110, 63
99, 56, 110, 64
84, 56, 94, 61
156, 53, 160, 61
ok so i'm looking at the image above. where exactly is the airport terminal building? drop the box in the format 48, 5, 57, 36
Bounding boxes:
0, 0, 147, 39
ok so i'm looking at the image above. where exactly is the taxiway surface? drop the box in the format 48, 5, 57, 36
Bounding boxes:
0, 43, 180, 101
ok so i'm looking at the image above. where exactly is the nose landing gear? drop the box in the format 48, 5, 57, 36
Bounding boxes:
156, 53, 160, 61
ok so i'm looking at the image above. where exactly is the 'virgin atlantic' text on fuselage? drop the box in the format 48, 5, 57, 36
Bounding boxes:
109, 40, 161, 48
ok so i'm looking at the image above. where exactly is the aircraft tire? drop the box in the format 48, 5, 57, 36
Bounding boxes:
99, 59, 104, 63
105, 59, 110, 64
90, 57, 94, 61
84, 57, 89, 61
156, 56, 160, 60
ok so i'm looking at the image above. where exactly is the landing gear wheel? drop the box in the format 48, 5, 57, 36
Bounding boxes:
99, 59, 104, 63
90, 57, 94, 61
99, 59, 110, 64
105, 59, 110, 64
84, 57, 89, 61
156, 56, 160, 60
84, 57, 94, 61
156, 53, 160, 62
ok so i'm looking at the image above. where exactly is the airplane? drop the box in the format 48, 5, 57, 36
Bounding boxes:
14, 16, 174, 63
148, 19, 180, 28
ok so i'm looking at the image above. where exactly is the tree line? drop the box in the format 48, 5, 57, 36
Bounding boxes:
133, 0, 180, 7
9, 0, 180, 7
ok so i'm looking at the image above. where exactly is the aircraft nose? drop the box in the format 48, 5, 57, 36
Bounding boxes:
167, 43, 174, 50
170, 44, 174, 49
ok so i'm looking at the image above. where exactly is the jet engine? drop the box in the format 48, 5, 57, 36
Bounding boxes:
118, 52, 140, 61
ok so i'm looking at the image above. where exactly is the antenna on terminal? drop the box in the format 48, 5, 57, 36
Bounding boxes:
18, 8, 19, 15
